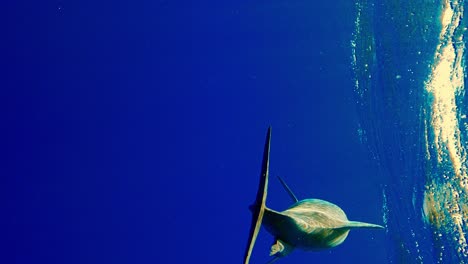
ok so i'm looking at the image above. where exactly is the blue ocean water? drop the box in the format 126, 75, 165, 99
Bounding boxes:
2, 0, 467, 264
353, 0, 468, 263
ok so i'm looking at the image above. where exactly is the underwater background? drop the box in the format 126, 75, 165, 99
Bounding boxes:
3, 0, 467, 263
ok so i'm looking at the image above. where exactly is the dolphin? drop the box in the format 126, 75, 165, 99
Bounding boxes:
243, 127, 384, 263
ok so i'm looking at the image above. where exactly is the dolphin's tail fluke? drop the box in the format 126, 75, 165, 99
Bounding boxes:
243, 127, 272, 264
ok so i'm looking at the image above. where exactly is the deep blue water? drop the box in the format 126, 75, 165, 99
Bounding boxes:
3, 1, 467, 264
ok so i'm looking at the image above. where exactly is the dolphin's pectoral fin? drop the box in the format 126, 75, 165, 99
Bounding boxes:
277, 176, 299, 203
343, 221, 385, 229
266, 256, 280, 264
270, 239, 294, 258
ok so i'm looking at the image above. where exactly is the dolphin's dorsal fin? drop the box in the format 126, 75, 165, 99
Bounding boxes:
277, 176, 298, 203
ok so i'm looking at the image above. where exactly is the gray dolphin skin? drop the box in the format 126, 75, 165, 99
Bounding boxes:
243, 127, 384, 264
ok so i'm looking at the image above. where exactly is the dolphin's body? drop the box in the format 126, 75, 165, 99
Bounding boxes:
243, 127, 384, 263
